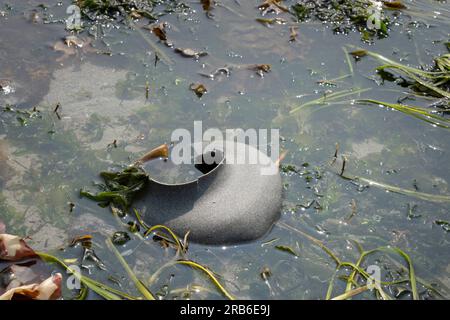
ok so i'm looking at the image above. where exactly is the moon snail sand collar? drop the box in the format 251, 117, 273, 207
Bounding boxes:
134, 141, 282, 245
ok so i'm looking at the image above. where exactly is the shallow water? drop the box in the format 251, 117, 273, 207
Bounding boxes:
0, 0, 449, 299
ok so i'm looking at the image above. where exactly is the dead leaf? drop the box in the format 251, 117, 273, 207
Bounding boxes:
383, 1, 407, 9
152, 22, 168, 41
190, 83, 207, 97
249, 64, 271, 77
251, 64, 271, 73
201, 0, 213, 11
0, 234, 37, 261
0, 273, 62, 300
137, 143, 169, 164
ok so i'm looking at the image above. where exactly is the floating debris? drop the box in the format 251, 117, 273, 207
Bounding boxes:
0, 79, 14, 95
382, 1, 407, 10
199, 66, 231, 79
249, 64, 271, 77
255, 17, 287, 26
190, 83, 207, 97
260, 266, 272, 281
151, 22, 168, 41
258, 0, 289, 16
174, 48, 208, 59
136, 143, 169, 164
69, 235, 93, 247
112, 232, 131, 245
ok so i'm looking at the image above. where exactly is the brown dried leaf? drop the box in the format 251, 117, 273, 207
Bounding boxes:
0, 234, 37, 261
152, 23, 167, 41
253, 64, 271, 73
383, 1, 407, 9
201, 0, 212, 11
137, 143, 169, 164
0, 273, 62, 300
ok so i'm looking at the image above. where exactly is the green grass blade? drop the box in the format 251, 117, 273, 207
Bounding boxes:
175, 260, 236, 300
105, 238, 156, 300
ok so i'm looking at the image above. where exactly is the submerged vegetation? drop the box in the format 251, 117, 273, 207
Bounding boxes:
360, 49, 450, 100
80, 166, 148, 211
291, 0, 391, 41
1, 0, 450, 300
75, 0, 189, 22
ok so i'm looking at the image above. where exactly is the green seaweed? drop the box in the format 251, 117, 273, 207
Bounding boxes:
357, 99, 450, 130
80, 166, 148, 211
355, 48, 450, 100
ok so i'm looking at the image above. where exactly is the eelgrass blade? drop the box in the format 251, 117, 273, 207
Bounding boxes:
289, 88, 371, 114
331, 285, 369, 300
38, 252, 137, 300
377, 65, 450, 99
143, 223, 184, 254
378, 247, 419, 300
105, 238, 156, 300
344, 174, 450, 203
175, 259, 236, 300
325, 268, 340, 300
358, 99, 450, 130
